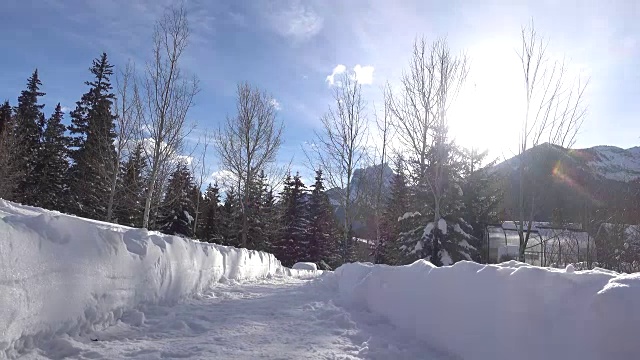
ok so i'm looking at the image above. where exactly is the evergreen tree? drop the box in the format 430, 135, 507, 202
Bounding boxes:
158, 162, 198, 237
375, 158, 409, 265
245, 172, 268, 250
13, 70, 46, 205
399, 142, 479, 266
306, 169, 339, 267
115, 143, 147, 227
460, 148, 502, 262
67, 53, 117, 219
260, 186, 280, 253
220, 188, 241, 247
0, 100, 11, 137
32, 104, 70, 210
275, 173, 309, 266
198, 183, 222, 243
0, 100, 20, 199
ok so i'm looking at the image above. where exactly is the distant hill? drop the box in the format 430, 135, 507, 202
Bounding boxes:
493, 143, 640, 224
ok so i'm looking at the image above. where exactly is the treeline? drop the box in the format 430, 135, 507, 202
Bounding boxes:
0, 5, 509, 270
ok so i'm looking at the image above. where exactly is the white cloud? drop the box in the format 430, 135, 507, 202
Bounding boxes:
60, 106, 71, 113
268, 1, 323, 41
326, 64, 375, 86
270, 98, 282, 111
326, 64, 346, 85
353, 64, 375, 85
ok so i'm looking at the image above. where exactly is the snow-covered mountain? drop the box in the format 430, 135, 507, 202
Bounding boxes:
582, 145, 640, 181
493, 143, 640, 223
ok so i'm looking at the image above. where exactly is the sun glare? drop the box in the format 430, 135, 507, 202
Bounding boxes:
449, 38, 525, 161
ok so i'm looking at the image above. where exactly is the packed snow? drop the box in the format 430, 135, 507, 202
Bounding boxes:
0, 200, 319, 358
331, 260, 640, 360
292, 262, 318, 271
2, 199, 640, 360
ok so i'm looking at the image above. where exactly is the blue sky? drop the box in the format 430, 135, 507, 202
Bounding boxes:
1, 0, 639, 184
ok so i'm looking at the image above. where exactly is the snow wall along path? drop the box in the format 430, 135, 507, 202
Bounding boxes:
332, 260, 640, 360
0, 199, 319, 357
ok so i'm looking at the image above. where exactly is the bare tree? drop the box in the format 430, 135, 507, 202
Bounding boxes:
515, 21, 589, 262
191, 129, 213, 235
306, 72, 368, 262
386, 37, 467, 263
214, 82, 283, 248
106, 60, 140, 222
139, 5, 199, 229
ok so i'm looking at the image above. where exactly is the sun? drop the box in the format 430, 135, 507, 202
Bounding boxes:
448, 38, 526, 162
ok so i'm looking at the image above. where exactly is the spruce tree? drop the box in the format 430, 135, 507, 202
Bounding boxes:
276, 173, 309, 266
67, 53, 117, 219
0, 100, 20, 199
306, 169, 339, 267
115, 143, 147, 227
260, 186, 280, 253
0, 100, 11, 137
33, 104, 70, 210
158, 162, 198, 237
220, 188, 241, 247
198, 183, 222, 243
13, 70, 46, 205
375, 158, 409, 265
399, 142, 479, 266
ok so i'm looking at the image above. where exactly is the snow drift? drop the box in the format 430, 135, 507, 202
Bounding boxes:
0, 200, 318, 358
332, 260, 640, 360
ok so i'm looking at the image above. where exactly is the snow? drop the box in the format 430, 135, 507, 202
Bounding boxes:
30, 277, 445, 359
437, 218, 447, 234
332, 260, 640, 360
292, 262, 317, 271
587, 146, 640, 181
398, 211, 421, 222
0, 199, 320, 357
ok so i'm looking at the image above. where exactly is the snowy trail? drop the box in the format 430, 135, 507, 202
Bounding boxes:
26, 277, 448, 360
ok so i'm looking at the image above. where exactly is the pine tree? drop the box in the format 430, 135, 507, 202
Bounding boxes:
158, 162, 198, 237
13, 70, 46, 205
115, 143, 147, 227
198, 183, 223, 243
67, 53, 118, 219
306, 169, 339, 267
275, 173, 309, 266
32, 104, 70, 210
245, 172, 268, 250
375, 158, 409, 265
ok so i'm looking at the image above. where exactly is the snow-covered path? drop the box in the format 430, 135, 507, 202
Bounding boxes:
27, 277, 448, 360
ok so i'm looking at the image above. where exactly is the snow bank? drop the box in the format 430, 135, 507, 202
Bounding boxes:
332, 260, 640, 360
292, 262, 318, 271
0, 200, 320, 357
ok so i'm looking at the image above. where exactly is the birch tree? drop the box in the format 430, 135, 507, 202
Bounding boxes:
214, 82, 283, 249
306, 72, 368, 263
515, 21, 589, 262
140, 5, 199, 229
